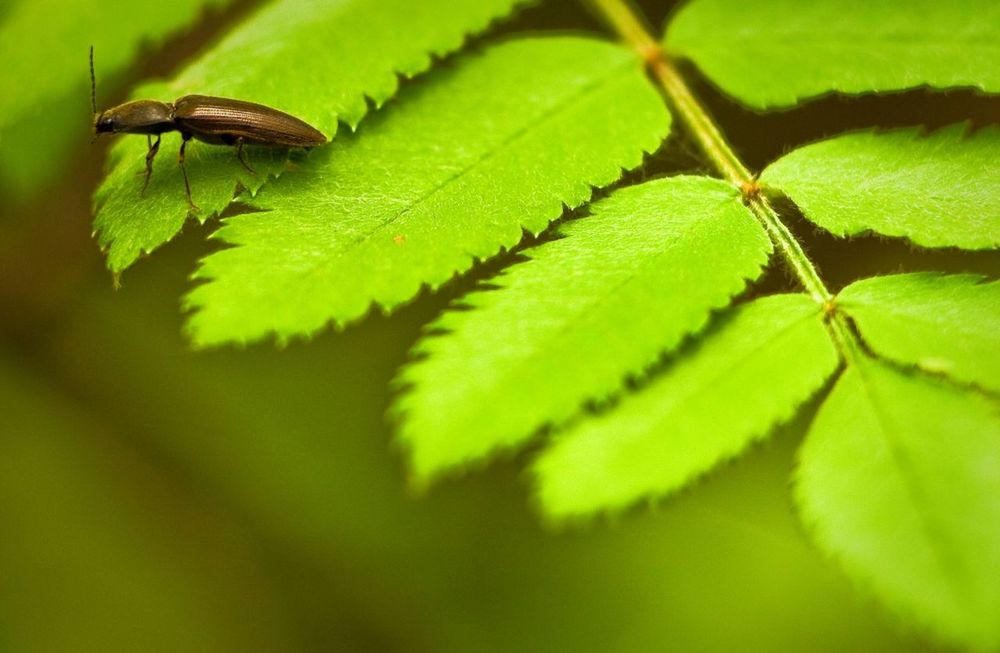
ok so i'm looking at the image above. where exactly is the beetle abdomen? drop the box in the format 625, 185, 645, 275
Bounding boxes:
173, 95, 327, 147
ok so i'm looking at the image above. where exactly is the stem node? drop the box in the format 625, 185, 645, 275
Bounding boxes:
638, 43, 665, 68
739, 180, 762, 203
586, 0, 866, 363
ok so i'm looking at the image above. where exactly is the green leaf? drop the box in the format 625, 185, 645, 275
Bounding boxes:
795, 357, 1000, 651
0, 0, 234, 202
392, 176, 771, 481
760, 125, 1000, 249
665, 0, 1000, 109
535, 294, 840, 518
92, 0, 530, 271
838, 273, 1000, 393
184, 37, 670, 346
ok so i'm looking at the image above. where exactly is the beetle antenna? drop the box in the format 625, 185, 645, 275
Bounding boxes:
89, 45, 97, 117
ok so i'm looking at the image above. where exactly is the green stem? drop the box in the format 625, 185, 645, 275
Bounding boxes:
645, 50, 751, 186
586, 0, 861, 359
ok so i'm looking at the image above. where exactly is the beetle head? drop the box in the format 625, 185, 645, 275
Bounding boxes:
93, 110, 116, 134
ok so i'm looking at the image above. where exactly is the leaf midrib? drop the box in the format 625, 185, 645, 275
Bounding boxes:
229, 53, 640, 318
851, 362, 973, 608
432, 194, 757, 424
603, 301, 822, 438
328, 55, 637, 260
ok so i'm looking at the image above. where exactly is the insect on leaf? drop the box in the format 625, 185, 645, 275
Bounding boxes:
184, 37, 670, 346
92, 0, 532, 272
0, 0, 235, 202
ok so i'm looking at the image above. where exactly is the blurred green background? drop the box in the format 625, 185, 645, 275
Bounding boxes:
2, 0, 996, 650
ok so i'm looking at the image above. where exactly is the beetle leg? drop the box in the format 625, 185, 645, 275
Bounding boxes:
235, 138, 256, 175
136, 135, 151, 176
178, 133, 200, 213
140, 134, 161, 196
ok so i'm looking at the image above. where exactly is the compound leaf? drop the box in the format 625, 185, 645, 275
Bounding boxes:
839, 273, 1000, 393
185, 37, 670, 346
796, 357, 1000, 651
393, 176, 770, 481
535, 294, 839, 519
665, 0, 1000, 109
92, 0, 531, 272
761, 125, 1000, 249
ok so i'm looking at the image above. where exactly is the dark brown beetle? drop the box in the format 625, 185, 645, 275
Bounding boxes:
90, 47, 327, 210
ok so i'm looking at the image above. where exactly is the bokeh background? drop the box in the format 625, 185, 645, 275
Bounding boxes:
2, 0, 997, 650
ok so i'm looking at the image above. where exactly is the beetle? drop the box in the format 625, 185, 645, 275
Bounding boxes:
90, 47, 327, 211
